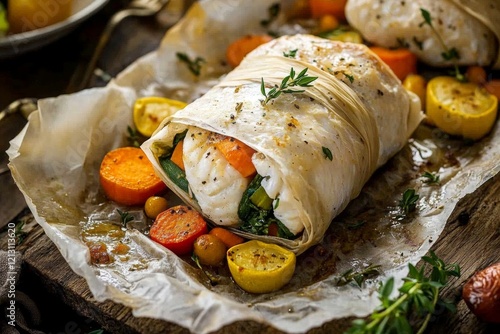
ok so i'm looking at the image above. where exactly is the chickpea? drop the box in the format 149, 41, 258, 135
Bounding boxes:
144, 196, 169, 219
193, 234, 227, 266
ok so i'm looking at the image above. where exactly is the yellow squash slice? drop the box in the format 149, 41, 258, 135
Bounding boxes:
133, 97, 187, 137
227, 240, 296, 294
426, 76, 498, 140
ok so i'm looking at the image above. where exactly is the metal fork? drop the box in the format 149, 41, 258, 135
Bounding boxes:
71, 0, 171, 92
0, 98, 38, 124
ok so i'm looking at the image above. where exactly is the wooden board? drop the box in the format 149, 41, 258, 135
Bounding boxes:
1, 1, 499, 333
2, 171, 497, 334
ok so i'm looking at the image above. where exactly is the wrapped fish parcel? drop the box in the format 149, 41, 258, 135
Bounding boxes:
345, 0, 500, 68
142, 34, 423, 254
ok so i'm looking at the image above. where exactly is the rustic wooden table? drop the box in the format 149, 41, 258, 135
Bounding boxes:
1, 1, 500, 333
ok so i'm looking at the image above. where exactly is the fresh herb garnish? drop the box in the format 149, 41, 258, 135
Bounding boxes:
191, 254, 221, 286
260, 3, 280, 27
396, 37, 409, 49
283, 49, 298, 58
346, 220, 366, 230
344, 72, 354, 83
15, 220, 28, 246
412, 36, 424, 50
419, 8, 465, 82
399, 188, 419, 215
317, 25, 351, 39
127, 126, 140, 148
336, 264, 381, 288
260, 67, 318, 105
87, 330, 104, 334
421, 171, 440, 185
322, 146, 333, 161
117, 209, 133, 228
346, 251, 461, 334
176, 52, 205, 76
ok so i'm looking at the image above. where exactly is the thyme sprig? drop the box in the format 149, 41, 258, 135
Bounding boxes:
283, 48, 298, 58
260, 67, 318, 105
419, 8, 465, 82
191, 254, 221, 286
421, 171, 440, 185
399, 188, 419, 215
346, 251, 461, 334
176, 52, 205, 76
15, 220, 28, 246
336, 264, 382, 288
322, 146, 333, 161
346, 220, 366, 230
117, 209, 133, 228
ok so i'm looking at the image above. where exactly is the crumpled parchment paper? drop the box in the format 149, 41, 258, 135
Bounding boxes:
7, 0, 500, 333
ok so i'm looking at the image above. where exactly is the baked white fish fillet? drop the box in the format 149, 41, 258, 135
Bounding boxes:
142, 34, 423, 254
345, 0, 500, 68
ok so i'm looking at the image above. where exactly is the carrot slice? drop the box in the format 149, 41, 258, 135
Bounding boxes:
214, 136, 256, 178
308, 0, 347, 20
150, 205, 208, 255
226, 34, 273, 68
465, 66, 487, 84
369, 46, 418, 81
484, 80, 500, 100
170, 140, 185, 170
99, 147, 166, 206
209, 227, 245, 248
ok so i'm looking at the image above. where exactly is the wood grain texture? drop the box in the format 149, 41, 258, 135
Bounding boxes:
2, 172, 497, 334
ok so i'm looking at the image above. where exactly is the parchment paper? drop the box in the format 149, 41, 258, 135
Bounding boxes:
7, 1, 500, 333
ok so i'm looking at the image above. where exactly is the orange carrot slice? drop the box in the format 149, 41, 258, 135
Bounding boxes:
209, 227, 245, 248
99, 147, 166, 206
308, 0, 347, 20
214, 136, 256, 178
369, 46, 418, 81
226, 34, 274, 68
465, 66, 487, 85
170, 140, 185, 170
484, 80, 500, 100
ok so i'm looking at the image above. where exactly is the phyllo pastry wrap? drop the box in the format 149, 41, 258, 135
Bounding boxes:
142, 34, 423, 254
345, 0, 500, 69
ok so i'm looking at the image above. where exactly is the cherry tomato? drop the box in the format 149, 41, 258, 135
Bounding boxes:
194, 234, 227, 266
144, 196, 169, 219
149, 205, 208, 255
